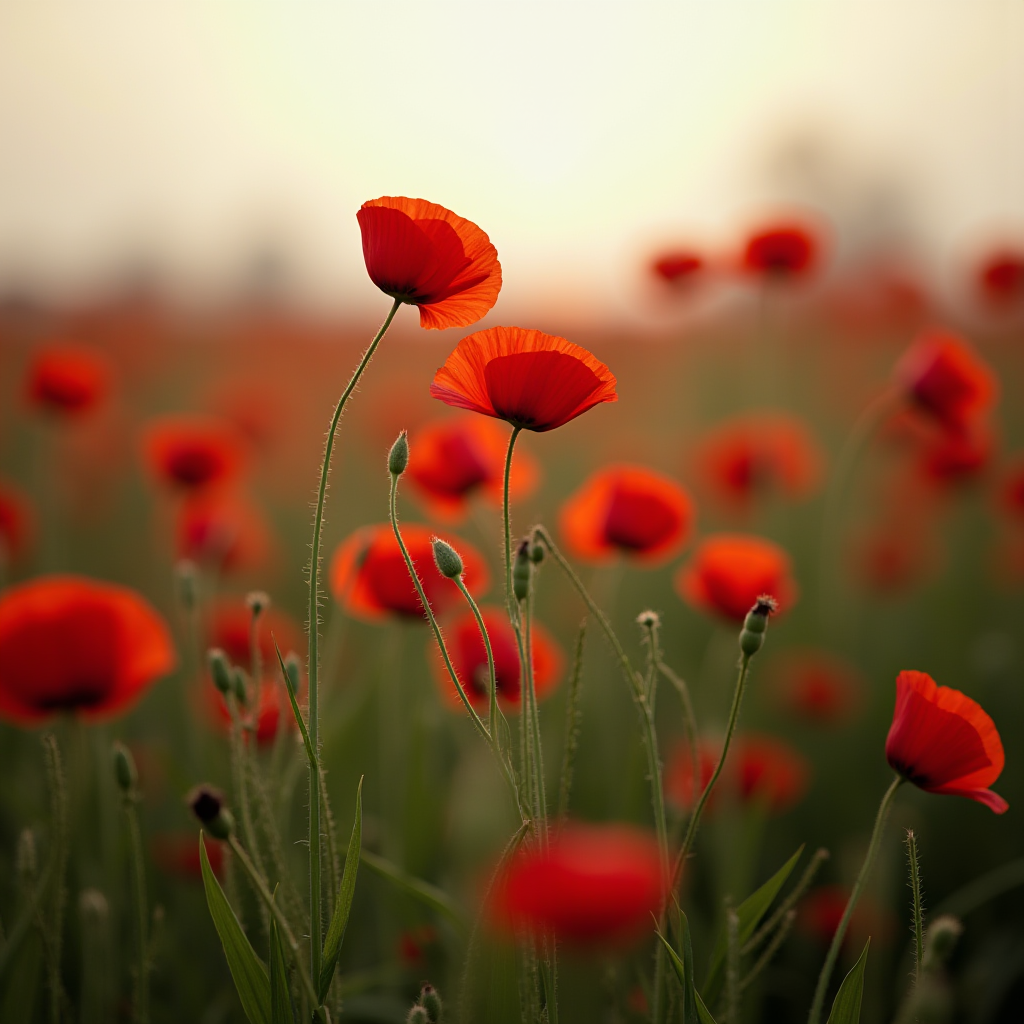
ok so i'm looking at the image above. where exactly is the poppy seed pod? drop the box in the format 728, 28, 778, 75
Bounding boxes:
739, 595, 776, 657
389, 431, 410, 477
112, 742, 137, 794
432, 537, 464, 580
207, 648, 232, 695
245, 590, 269, 616
513, 540, 532, 602
418, 985, 443, 1024
187, 784, 235, 841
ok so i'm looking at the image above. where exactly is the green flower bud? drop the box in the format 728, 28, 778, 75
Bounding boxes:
513, 539, 532, 602
389, 430, 410, 476
529, 543, 545, 564
112, 741, 137, 795
418, 984, 443, 1024
921, 915, 963, 973
407, 1008, 429, 1024
174, 560, 198, 611
208, 648, 232, 694
231, 667, 248, 705
284, 652, 302, 694
187, 784, 235, 841
432, 537, 464, 580
738, 595, 777, 657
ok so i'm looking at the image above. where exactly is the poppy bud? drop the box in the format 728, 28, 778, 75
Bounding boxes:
187, 784, 235, 841
513, 540, 532, 602
112, 742, 137, 794
246, 590, 269, 616
175, 559, 198, 611
529, 543, 545, 564
231, 668, 248, 705
431, 537, 464, 580
921, 915, 963, 973
739, 595, 776, 657
407, 1008, 429, 1024
418, 985, 443, 1024
208, 648, 232, 694
284, 652, 302, 694
389, 430, 410, 477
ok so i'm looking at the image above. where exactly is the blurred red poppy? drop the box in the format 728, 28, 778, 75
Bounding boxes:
407, 416, 539, 521
0, 481, 34, 564
999, 455, 1024, 522
152, 832, 225, 880
358, 196, 501, 330
329, 524, 488, 623
915, 421, 994, 487
559, 464, 695, 565
431, 605, 563, 713
694, 412, 824, 509
977, 249, 1024, 307
430, 326, 618, 432
0, 576, 176, 724
894, 331, 998, 433
675, 534, 798, 622
25, 343, 110, 415
885, 670, 1007, 813
175, 489, 272, 574
768, 650, 864, 726
850, 522, 936, 595
651, 250, 705, 288
665, 733, 810, 815
797, 886, 893, 947
741, 222, 820, 280
397, 925, 438, 968
489, 824, 668, 947
142, 415, 246, 491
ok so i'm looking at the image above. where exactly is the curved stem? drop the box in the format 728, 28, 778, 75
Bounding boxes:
306, 296, 401, 982
455, 577, 502, 753
807, 775, 903, 1024
502, 426, 523, 620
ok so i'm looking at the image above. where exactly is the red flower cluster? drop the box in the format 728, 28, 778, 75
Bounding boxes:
329, 524, 488, 622
432, 605, 563, 713
142, 415, 246, 491
559, 465, 695, 565
26, 343, 110, 415
0, 576, 175, 723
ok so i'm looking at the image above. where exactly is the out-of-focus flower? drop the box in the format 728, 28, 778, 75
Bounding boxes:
797, 886, 893, 946
0, 482, 34, 564
358, 196, 501, 330
849, 521, 936, 595
407, 416, 539, 521
397, 925, 439, 968
976, 249, 1024, 308
915, 421, 995, 487
559, 465, 695, 566
651, 250, 706, 289
329, 524, 488, 622
489, 823, 668, 947
767, 650, 864, 726
999, 455, 1024, 522
430, 326, 617, 432
665, 734, 810, 815
741, 221, 821, 281
152, 832, 225, 880
675, 534, 798, 622
0, 576, 176, 724
431, 605, 563, 713
693, 412, 824, 509
25, 343, 110, 415
142, 415, 246, 491
175, 489, 272, 574
885, 670, 1007, 814
893, 331, 998, 433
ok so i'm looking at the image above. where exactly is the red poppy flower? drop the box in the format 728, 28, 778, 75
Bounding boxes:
885, 670, 1007, 814
152, 832, 225, 880
694, 412, 824, 509
489, 823, 669, 947
665, 734, 809, 815
397, 925, 438, 968
25, 343, 110, 415
430, 326, 618, 432
329, 524, 488, 623
431, 605, 563, 713
797, 886, 893, 947
916, 421, 994, 486
977, 249, 1024, 307
142, 415, 246, 491
0, 481, 34, 563
407, 415, 539, 521
175, 489, 272, 574
768, 650, 864, 725
358, 196, 501, 330
850, 522, 936, 595
741, 222, 820, 280
652, 250, 705, 288
559, 464, 695, 565
675, 534, 798, 622
999, 455, 1024, 522
893, 331, 998, 432
0, 576, 176, 724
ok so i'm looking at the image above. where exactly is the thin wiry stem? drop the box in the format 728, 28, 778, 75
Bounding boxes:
906, 829, 925, 983
502, 426, 523, 621
725, 904, 741, 1024
556, 620, 587, 822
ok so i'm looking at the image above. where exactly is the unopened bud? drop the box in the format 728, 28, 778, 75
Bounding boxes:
284, 652, 302, 694
175, 560, 198, 611
231, 668, 248, 705
513, 539, 532, 602
418, 984, 443, 1023
112, 742, 137, 795
738, 595, 776, 657
921, 915, 963, 973
187, 784, 235, 841
246, 590, 269, 616
389, 430, 410, 476
208, 649, 232, 694
407, 1008, 429, 1024
432, 537, 464, 580
529, 543, 545, 564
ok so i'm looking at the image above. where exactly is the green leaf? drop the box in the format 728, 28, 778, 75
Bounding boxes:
199, 833, 271, 1024
318, 778, 363, 1002
825, 939, 870, 1024
695, 990, 719, 1024
360, 850, 468, 935
703, 845, 804, 1006
658, 908, 707, 1024
269, 918, 294, 1024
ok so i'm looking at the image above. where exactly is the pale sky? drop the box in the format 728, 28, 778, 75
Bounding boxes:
1, 2, 1022, 323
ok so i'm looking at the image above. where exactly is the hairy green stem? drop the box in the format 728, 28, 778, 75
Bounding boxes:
905, 829, 925, 983
123, 799, 150, 1024
502, 426, 523, 621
